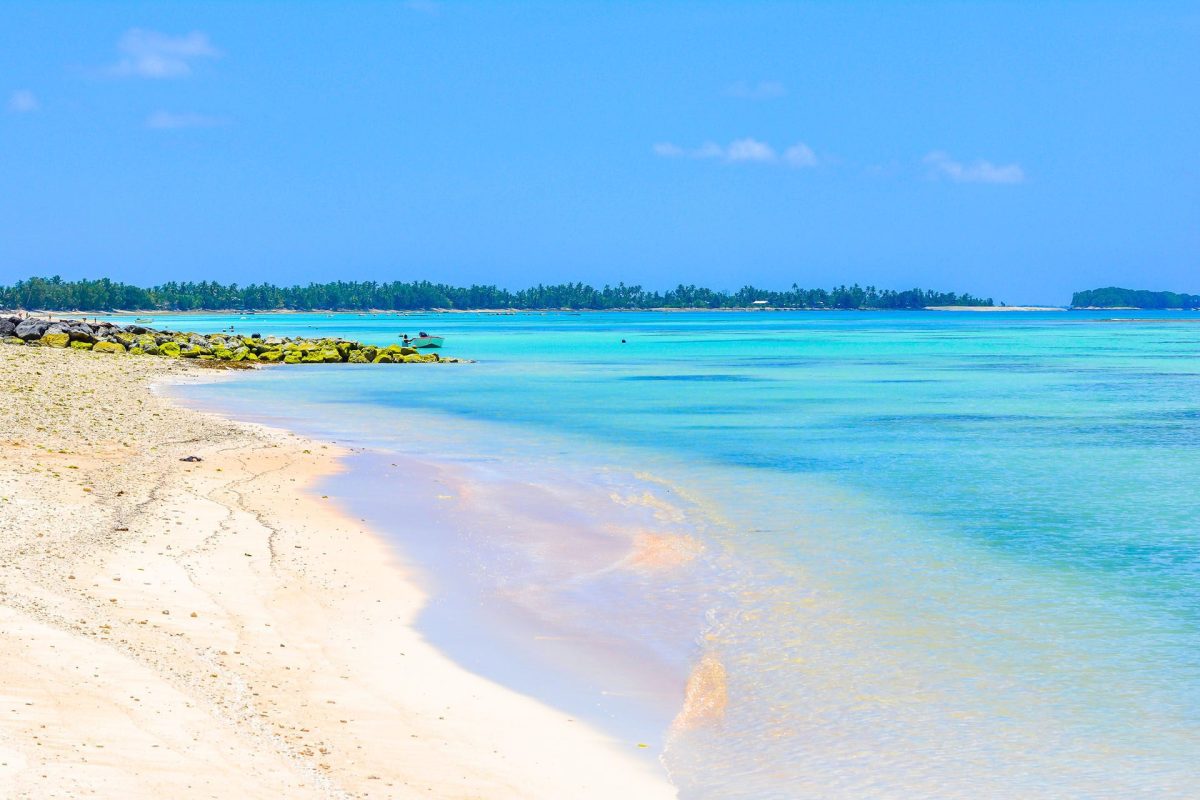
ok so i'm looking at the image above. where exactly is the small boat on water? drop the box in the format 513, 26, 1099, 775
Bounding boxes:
134, 317, 154, 323
403, 331, 444, 348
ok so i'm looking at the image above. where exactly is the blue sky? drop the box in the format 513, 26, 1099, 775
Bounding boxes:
2, 2, 1197, 303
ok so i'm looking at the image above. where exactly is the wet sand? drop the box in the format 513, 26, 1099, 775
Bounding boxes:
0, 346, 675, 798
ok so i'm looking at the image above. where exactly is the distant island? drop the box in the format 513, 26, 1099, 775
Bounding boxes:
0, 276, 994, 312
1072, 287, 1200, 309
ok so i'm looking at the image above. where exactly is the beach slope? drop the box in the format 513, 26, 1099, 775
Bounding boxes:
0, 347, 674, 799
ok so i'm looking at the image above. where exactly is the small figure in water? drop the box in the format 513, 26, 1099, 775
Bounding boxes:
401, 333, 412, 346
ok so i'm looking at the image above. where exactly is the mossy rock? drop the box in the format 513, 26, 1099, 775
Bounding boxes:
372, 352, 394, 364
230, 348, 249, 362
70, 341, 94, 351
246, 351, 260, 361
135, 334, 157, 349
158, 341, 182, 358
129, 346, 145, 355
39, 332, 71, 348
212, 347, 235, 360
320, 348, 343, 363
401, 354, 424, 363
361, 345, 378, 361
283, 352, 303, 364
142, 344, 161, 355
4, 337, 24, 346
113, 332, 136, 346
259, 350, 284, 363
93, 341, 127, 354
347, 349, 369, 364
300, 350, 326, 363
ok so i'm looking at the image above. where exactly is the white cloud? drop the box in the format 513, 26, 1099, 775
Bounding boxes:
111, 29, 221, 78
725, 80, 786, 100
924, 151, 1025, 184
692, 142, 725, 159
7, 90, 38, 113
146, 110, 228, 129
726, 138, 776, 162
654, 138, 821, 168
783, 142, 818, 168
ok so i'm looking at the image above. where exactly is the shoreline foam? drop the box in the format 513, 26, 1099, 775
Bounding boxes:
0, 347, 676, 798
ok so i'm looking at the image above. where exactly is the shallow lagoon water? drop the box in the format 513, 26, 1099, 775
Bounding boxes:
163, 310, 1200, 798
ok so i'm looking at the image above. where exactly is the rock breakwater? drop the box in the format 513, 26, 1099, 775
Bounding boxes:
0, 315, 466, 365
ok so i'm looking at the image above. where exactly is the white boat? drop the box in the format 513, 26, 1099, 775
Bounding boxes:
407, 335, 444, 349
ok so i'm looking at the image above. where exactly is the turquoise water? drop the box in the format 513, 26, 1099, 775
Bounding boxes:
156, 310, 1200, 797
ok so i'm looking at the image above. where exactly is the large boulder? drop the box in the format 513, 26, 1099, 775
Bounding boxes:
347, 349, 369, 364
158, 341, 181, 357
93, 341, 127, 354
66, 322, 95, 343
0, 319, 16, 337
70, 341, 94, 350
258, 350, 284, 363
14, 318, 49, 340
39, 332, 71, 348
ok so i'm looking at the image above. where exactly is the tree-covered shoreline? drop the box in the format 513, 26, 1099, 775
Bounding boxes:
0, 276, 993, 311
1071, 287, 1200, 309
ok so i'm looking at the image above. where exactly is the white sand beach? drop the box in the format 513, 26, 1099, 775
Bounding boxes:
0, 346, 675, 799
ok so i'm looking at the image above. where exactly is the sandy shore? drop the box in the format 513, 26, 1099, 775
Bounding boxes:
0, 346, 676, 799
923, 305, 1065, 312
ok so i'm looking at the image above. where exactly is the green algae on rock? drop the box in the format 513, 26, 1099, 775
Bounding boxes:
0, 315, 469, 366
39, 332, 71, 348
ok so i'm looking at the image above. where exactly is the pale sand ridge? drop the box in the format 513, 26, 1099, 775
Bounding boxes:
0, 346, 676, 799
